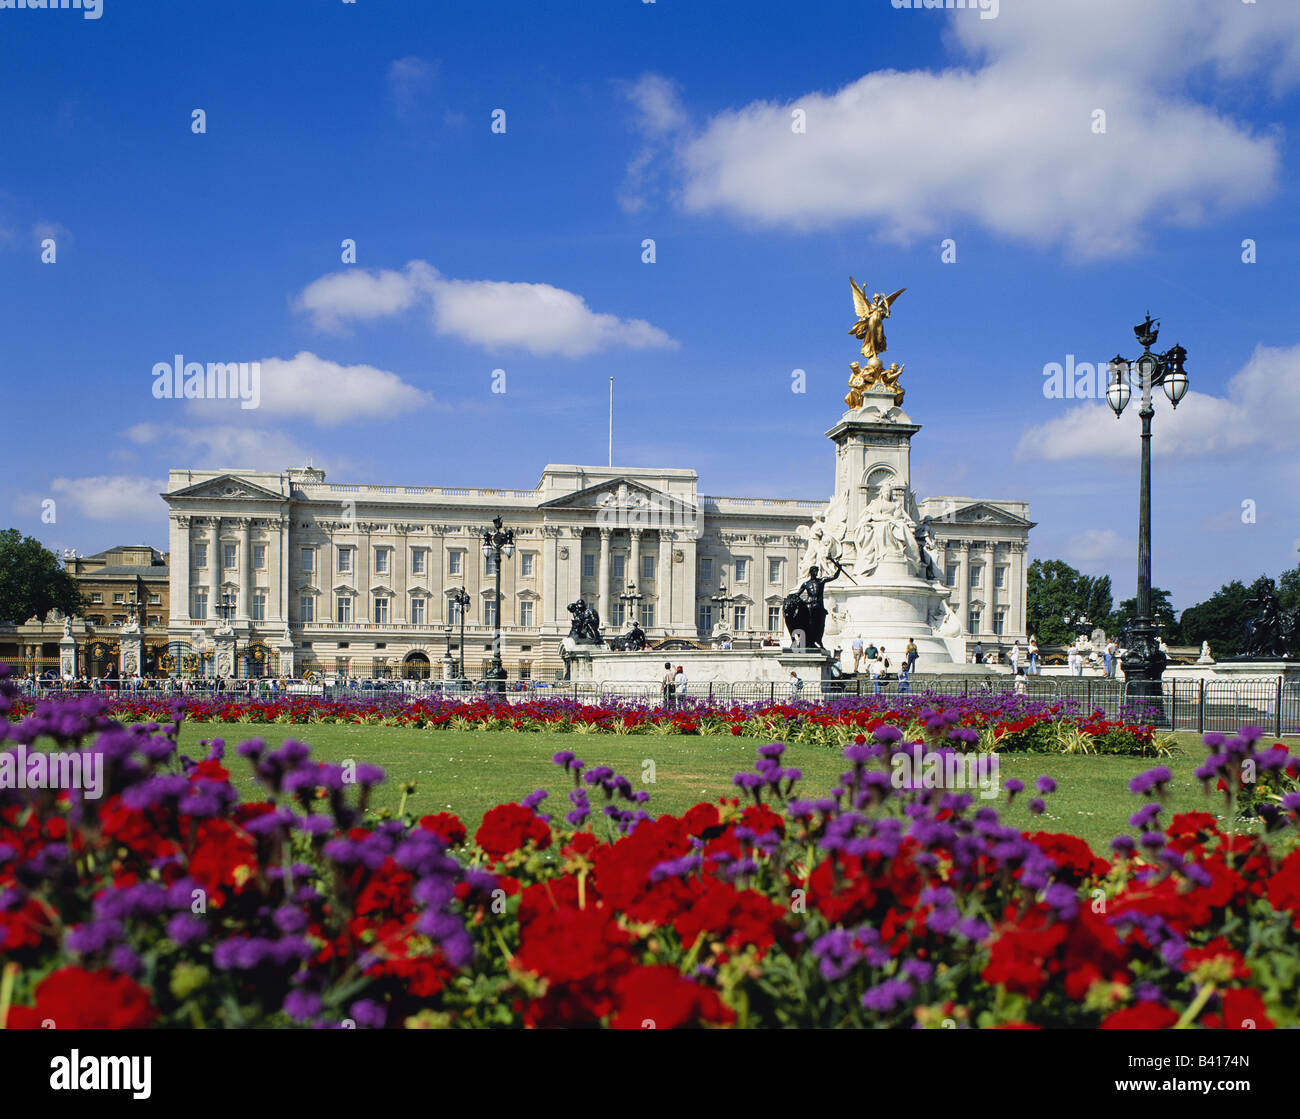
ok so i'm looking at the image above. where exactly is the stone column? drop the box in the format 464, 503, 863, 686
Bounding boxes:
1009, 542, 1025, 638
986, 541, 998, 636
658, 531, 673, 633
214, 631, 236, 679
543, 526, 561, 626
59, 632, 77, 680
957, 541, 971, 628
629, 529, 642, 592
171, 516, 191, 624
209, 518, 222, 620
598, 528, 612, 618
120, 631, 143, 678
239, 519, 252, 619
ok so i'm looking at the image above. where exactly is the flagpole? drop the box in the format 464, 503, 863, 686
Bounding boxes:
608, 377, 613, 467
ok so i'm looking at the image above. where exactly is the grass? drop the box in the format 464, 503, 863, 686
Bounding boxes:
173, 722, 1228, 854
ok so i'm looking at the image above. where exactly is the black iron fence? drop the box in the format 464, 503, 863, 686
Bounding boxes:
9, 674, 1298, 735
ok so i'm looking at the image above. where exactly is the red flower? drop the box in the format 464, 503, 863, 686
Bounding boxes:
1100, 1002, 1179, 1030
418, 812, 467, 847
186, 818, 258, 907
1024, 832, 1110, 882
609, 965, 733, 1029
683, 803, 721, 837
740, 803, 785, 838
1202, 987, 1275, 1030
474, 803, 551, 861
6, 967, 156, 1029
1266, 849, 1300, 927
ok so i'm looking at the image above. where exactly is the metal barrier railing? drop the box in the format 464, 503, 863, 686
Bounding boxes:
6, 674, 1297, 734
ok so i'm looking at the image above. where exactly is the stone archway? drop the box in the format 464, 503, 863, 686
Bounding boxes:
403, 651, 431, 680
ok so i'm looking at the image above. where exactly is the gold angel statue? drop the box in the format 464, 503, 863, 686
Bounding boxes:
848, 278, 905, 368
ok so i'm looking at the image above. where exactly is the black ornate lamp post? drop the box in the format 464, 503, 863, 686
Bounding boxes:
1107, 314, 1189, 716
216, 591, 238, 679
711, 584, 735, 643
480, 516, 515, 692
619, 581, 643, 630
1064, 613, 1091, 641
449, 587, 471, 680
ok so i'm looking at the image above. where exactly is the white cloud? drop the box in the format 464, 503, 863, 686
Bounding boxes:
652, 0, 1300, 257
294, 262, 676, 357
1062, 528, 1129, 572
388, 56, 437, 118
127, 422, 313, 470
49, 475, 166, 521
625, 73, 686, 136
1016, 344, 1300, 462
252, 352, 433, 425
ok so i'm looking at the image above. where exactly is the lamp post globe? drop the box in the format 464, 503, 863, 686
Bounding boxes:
481, 516, 514, 693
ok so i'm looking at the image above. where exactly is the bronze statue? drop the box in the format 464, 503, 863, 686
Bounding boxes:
783, 561, 843, 650
1242, 579, 1297, 658
845, 278, 906, 408
565, 598, 604, 646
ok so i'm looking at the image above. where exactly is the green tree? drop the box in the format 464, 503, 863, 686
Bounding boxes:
1026, 559, 1107, 645
1177, 578, 1259, 657
0, 529, 83, 624
1111, 587, 1180, 644
1278, 563, 1300, 614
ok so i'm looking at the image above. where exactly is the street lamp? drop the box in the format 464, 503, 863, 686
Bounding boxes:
619, 581, 643, 630
215, 591, 238, 679
1107, 313, 1190, 716
449, 587, 471, 680
711, 584, 735, 643
480, 516, 515, 692
1064, 613, 1091, 641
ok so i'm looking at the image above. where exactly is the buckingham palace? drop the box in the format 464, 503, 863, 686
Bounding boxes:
160, 463, 1032, 681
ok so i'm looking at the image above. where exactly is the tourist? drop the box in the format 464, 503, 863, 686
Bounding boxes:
897, 664, 910, 694
1104, 638, 1116, 677
788, 669, 804, 695
1028, 635, 1040, 675
906, 637, 918, 673
869, 653, 884, 694
851, 634, 864, 672
1068, 647, 1083, 676
865, 639, 878, 662
972, 640, 983, 665
661, 661, 676, 708
673, 664, 688, 700
1010, 641, 1021, 674
1014, 667, 1028, 696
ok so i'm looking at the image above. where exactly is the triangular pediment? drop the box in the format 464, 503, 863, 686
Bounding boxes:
938, 502, 1033, 528
539, 477, 694, 515
166, 474, 286, 503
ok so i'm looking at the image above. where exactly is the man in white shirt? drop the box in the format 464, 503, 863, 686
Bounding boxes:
851, 634, 865, 672
869, 654, 885, 694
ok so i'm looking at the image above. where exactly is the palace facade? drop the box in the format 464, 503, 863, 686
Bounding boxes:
154, 463, 1033, 681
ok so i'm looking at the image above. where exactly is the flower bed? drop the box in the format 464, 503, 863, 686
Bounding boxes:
4, 690, 1161, 755
2, 667, 1297, 1029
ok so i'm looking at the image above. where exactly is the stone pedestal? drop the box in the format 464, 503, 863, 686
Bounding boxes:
59, 634, 77, 680
214, 631, 236, 679
119, 632, 143, 678
276, 640, 295, 678
567, 647, 836, 687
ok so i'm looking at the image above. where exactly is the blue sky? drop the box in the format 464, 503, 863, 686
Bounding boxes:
2, 0, 1298, 613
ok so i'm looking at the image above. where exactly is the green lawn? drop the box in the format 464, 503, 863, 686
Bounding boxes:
175, 722, 1225, 854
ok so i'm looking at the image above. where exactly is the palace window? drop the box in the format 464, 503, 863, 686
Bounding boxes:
300, 595, 315, 623
734, 559, 748, 583
448, 599, 464, 625
698, 604, 712, 632
969, 565, 982, 588
336, 597, 352, 624
519, 600, 534, 627
411, 549, 426, 575
641, 554, 655, 581
700, 557, 713, 583
768, 558, 782, 584
252, 592, 266, 621
968, 608, 982, 633
733, 605, 747, 631
223, 544, 237, 569
945, 563, 958, 587
612, 554, 626, 580
374, 597, 389, 624
483, 598, 498, 627
411, 597, 426, 626
375, 549, 390, 575
337, 548, 352, 574
113, 592, 125, 604
448, 550, 463, 576
768, 605, 782, 631
520, 552, 534, 577
90, 592, 103, 604
995, 566, 1007, 589
195, 543, 208, 568
300, 547, 314, 573
612, 602, 625, 627
993, 609, 1006, 636
149, 593, 161, 605
194, 590, 208, 620
252, 544, 266, 570
640, 603, 655, 628
484, 552, 498, 575
582, 554, 595, 578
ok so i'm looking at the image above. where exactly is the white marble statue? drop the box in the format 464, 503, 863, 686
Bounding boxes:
852, 487, 921, 577
927, 599, 962, 638
1196, 640, 1214, 665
